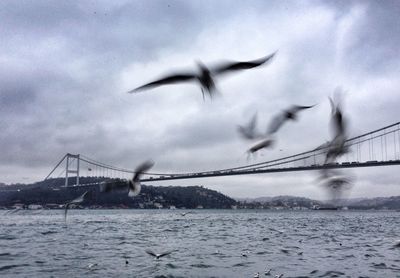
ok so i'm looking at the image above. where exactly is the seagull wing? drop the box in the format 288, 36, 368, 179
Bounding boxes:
158, 251, 173, 258
267, 113, 287, 135
128, 160, 154, 198
248, 138, 275, 153
211, 52, 276, 75
133, 160, 155, 182
64, 191, 90, 221
127, 73, 197, 93
128, 180, 141, 197
64, 202, 71, 222
237, 113, 260, 140
288, 104, 315, 114
70, 191, 90, 204
248, 112, 258, 130
145, 249, 157, 257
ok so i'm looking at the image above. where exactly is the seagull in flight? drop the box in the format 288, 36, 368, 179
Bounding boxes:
243, 104, 313, 156
324, 93, 349, 164
267, 105, 315, 135
247, 137, 275, 154
145, 249, 173, 259
127, 52, 277, 99
99, 160, 154, 197
128, 160, 154, 197
237, 112, 263, 140
64, 191, 90, 222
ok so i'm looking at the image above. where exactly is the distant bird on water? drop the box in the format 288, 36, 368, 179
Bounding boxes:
264, 268, 272, 275
127, 52, 277, 99
64, 191, 90, 222
145, 249, 173, 259
267, 105, 315, 135
100, 160, 154, 197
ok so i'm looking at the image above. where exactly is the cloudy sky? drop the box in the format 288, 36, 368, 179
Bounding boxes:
1, 0, 400, 199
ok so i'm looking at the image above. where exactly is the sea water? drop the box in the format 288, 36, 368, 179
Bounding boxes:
1, 210, 399, 277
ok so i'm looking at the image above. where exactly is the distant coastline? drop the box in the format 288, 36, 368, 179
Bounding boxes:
1, 177, 400, 210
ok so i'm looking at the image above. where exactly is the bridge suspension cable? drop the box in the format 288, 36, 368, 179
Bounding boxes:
45, 121, 400, 184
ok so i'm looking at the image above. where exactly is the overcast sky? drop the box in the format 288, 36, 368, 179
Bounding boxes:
1, 0, 400, 199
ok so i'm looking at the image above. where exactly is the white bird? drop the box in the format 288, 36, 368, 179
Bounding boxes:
267, 105, 315, 135
247, 137, 275, 155
128, 160, 154, 197
64, 191, 90, 222
99, 160, 154, 198
237, 112, 263, 140
264, 269, 272, 275
87, 263, 98, 269
241, 250, 250, 257
145, 249, 173, 259
128, 52, 277, 99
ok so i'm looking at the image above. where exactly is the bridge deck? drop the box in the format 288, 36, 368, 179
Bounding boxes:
140, 160, 400, 182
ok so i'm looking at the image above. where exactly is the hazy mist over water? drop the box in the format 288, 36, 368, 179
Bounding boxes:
1, 210, 399, 277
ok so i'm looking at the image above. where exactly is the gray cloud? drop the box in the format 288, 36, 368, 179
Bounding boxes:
0, 1, 399, 198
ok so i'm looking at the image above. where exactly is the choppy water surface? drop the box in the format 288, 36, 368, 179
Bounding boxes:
1, 210, 399, 277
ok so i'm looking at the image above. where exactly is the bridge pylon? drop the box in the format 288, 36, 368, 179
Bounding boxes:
65, 153, 80, 187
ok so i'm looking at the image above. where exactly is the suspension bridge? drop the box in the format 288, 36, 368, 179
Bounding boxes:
45, 121, 400, 187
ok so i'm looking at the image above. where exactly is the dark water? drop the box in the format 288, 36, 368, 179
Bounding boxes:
1, 210, 399, 277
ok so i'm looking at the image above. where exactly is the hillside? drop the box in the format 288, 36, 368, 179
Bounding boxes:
238, 195, 400, 210
0, 177, 237, 209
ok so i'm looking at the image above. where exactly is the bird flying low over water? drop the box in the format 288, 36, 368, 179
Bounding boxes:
267, 105, 315, 135
99, 160, 154, 197
145, 249, 173, 259
64, 191, 90, 222
127, 52, 277, 99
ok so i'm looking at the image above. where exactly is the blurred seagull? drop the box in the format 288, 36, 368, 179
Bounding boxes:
129, 160, 154, 197
247, 137, 275, 155
237, 112, 263, 140
64, 191, 90, 222
127, 52, 277, 99
87, 263, 98, 269
324, 92, 349, 164
330, 97, 346, 136
145, 249, 173, 259
267, 105, 315, 135
99, 160, 154, 197
318, 169, 354, 201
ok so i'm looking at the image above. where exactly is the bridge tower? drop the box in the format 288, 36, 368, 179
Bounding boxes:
65, 153, 80, 187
